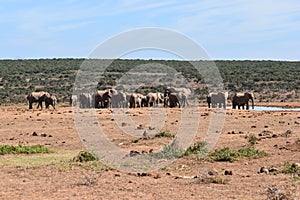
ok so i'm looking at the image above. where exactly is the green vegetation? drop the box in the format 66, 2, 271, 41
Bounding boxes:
72, 150, 99, 162
209, 146, 268, 162
154, 131, 175, 138
0, 58, 299, 104
246, 133, 259, 145
184, 141, 208, 157
0, 144, 53, 155
151, 140, 185, 159
280, 162, 300, 174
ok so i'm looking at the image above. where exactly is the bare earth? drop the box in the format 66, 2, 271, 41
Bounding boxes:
0, 102, 299, 200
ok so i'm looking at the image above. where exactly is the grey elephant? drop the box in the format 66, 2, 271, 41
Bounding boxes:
129, 93, 147, 108
111, 90, 127, 108
70, 94, 78, 106
146, 92, 163, 107
45, 95, 57, 109
164, 93, 180, 108
232, 92, 254, 110
26, 91, 51, 109
207, 92, 228, 109
79, 93, 92, 108
93, 89, 112, 108
164, 87, 191, 107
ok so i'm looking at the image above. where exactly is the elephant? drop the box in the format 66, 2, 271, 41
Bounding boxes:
164, 93, 180, 108
79, 93, 92, 108
93, 89, 112, 108
164, 87, 190, 107
232, 92, 254, 110
129, 93, 147, 108
207, 92, 228, 109
45, 95, 57, 109
111, 90, 127, 108
146, 92, 163, 107
70, 94, 78, 106
26, 91, 51, 109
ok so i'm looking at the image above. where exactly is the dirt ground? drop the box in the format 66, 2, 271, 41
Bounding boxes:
0, 102, 299, 200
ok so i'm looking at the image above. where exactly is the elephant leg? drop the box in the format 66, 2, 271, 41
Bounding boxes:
246, 103, 249, 110
29, 102, 33, 109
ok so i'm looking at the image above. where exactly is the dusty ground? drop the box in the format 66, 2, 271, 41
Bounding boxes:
0, 102, 299, 200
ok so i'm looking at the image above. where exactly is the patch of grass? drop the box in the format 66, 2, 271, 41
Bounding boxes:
0, 144, 53, 155
295, 138, 300, 143
237, 146, 269, 158
195, 174, 229, 185
267, 186, 295, 200
209, 146, 268, 162
246, 133, 258, 145
73, 150, 99, 163
209, 147, 238, 162
150, 140, 185, 160
184, 141, 208, 157
154, 131, 174, 138
280, 162, 300, 174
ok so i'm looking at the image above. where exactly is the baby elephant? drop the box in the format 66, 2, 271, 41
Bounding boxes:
45, 95, 57, 109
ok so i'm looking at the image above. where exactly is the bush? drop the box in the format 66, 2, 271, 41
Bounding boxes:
184, 141, 208, 157
0, 144, 53, 154
73, 151, 99, 162
154, 131, 174, 138
209, 146, 268, 162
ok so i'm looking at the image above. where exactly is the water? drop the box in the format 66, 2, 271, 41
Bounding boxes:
227, 106, 300, 111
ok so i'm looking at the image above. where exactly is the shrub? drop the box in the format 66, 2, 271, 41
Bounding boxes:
0, 144, 53, 155
209, 146, 268, 162
184, 141, 208, 157
73, 151, 99, 162
246, 133, 258, 145
154, 131, 174, 138
209, 147, 238, 162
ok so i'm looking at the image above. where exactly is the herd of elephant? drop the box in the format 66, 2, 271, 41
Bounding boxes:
70, 87, 191, 109
26, 88, 254, 110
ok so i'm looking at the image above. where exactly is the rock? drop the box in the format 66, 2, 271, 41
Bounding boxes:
129, 150, 140, 157
268, 167, 278, 173
32, 132, 38, 136
258, 130, 273, 137
41, 133, 47, 137
282, 130, 293, 137
121, 122, 127, 127
224, 170, 233, 175
259, 167, 269, 174
137, 124, 144, 130
142, 130, 149, 139
292, 163, 300, 168
208, 170, 218, 176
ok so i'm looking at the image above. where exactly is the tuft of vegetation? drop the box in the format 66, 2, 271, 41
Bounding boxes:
246, 133, 258, 145
0, 144, 53, 155
195, 174, 229, 185
280, 162, 300, 174
209, 146, 268, 162
154, 131, 175, 138
209, 147, 238, 162
73, 150, 99, 163
184, 141, 208, 157
150, 140, 185, 160
267, 186, 295, 200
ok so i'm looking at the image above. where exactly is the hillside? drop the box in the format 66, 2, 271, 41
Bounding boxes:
0, 59, 299, 104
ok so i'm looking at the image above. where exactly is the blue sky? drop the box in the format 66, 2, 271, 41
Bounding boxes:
0, 0, 300, 60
